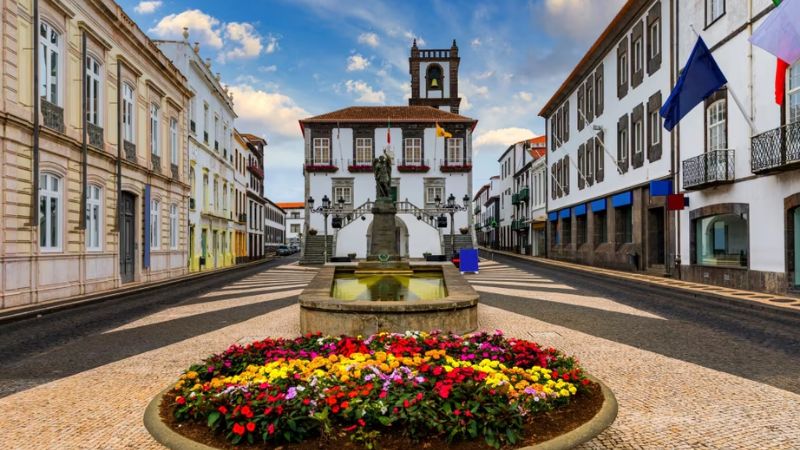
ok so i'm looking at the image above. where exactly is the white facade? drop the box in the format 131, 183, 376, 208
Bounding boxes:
264, 200, 286, 252
497, 147, 515, 250
156, 39, 238, 271
282, 205, 305, 246
676, 0, 800, 292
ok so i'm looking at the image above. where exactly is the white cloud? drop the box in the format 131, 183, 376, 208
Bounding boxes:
346, 54, 370, 72
227, 84, 309, 138
358, 32, 379, 47
150, 9, 223, 48
403, 31, 425, 46
515, 91, 533, 102
474, 128, 538, 150
265, 35, 279, 54
473, 85, 489, 97
475, 70, 495, 80
344, 80, 385, 104
223, 22, 263, 60
259, 65, 277, 73
541, 0, 627, 41
471, 38, 482, 48
134, 1, 161, 14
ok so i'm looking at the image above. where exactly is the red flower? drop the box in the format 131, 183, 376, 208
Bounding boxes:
218, 406, 228, 415
246, 422, 256, 433
326, 397, 337, 406
453, 409, 461, 416
379, 390, 388, 399
358, 419, 366, 427
232, 423, 245, 436
416, 392, 424, 401
176, 396, 186, 405
582, 379, 591, 386
432, 366, 443, 376
303, 398, 311, 405
552, 371, 559, 379
341, 401, 350, 409
563, 374, 570, 381
267, 423, 275, 435
343, 424, 358, 432
241, 405, 253, 419
403, 399, 410, 408
332, 405, 340, 414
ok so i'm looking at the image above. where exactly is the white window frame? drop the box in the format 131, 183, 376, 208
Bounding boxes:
39, 172, 62, 251
788, 62, 800, 124
446, 138, 464, 164
122, 83, 135, 143
39, 22, 61, 105
150, 199, 160, 250
86, 184, 102, 251
170, 117, 178, 165
404, 138, 422, 164
587, 144, 595, 181
150, 103, 160, 156
312, 138, 330, 164
633, 38, 643, 74
586, 75, 594, 119
634, 120, 643, 155
649, 20, 660, 60
355, 137, 372, 164
706, 0, 725, 25
649, 110, 661, 146
620, 128, 629, 162
620, 52, 628, 85
86, 55, 102, 126
169, 203, 178, 249
333, 186, 352, 205
426, 186, 444, 204
203, 103, 209, 141
707, 99, 727, 151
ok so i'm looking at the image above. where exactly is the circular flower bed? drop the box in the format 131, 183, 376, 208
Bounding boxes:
164, 331, 600, 449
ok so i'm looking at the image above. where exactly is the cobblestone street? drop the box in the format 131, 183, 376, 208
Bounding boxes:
1, 257, 799, 449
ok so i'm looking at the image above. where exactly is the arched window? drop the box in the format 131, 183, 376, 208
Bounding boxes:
122, 83, 135, 143
86, 184, 102, 250
695, 213, 748, 267
426, 64, 443, 90
707, 99, 727, 151
85, 55, 102, 125
39, 172, 62, 250
39, 22, 61, 105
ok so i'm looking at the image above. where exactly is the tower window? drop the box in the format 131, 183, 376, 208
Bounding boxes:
426, 64, 443, 90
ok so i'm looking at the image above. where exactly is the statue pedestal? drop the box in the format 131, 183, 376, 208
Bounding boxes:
368, 198, 399, 261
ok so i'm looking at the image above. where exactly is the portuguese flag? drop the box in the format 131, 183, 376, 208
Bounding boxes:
774, 0, 790, 105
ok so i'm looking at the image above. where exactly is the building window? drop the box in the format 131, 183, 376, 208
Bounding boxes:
39, 173, 62, 251
633, 37, 643, 75
594, 210, 608, 244
649, 110, 661, 146
707, 99, 727, 150
694, 214, 748, 267
619, 127, 629, 165
85, 56, 102, 126
706, 0, 725, 26
355, 137, 373, 164
619, 51, 628, 85
615, 206, 633, 244
649, 19, 660, 61
788, 62, 799, 124
202, 173, 209, 210
170, 204, 178, 249
446, 138, 464, 164
312, 138, 331, 164
403, 138, 422, 164
586, 75, 595, 121
213, 178, 219, 212
291, 223, 300, 233
562, 217, 572, 245
426, 186, 444, 205
122, 83, 135, 143
150, 199, 160, 249
86, 184, 102, 250
576, 215, 587, 245
634, 119, 643, 155
203, 103, 209, 142
334, 186, 352, 205
170, 118, 178, 165
39, 22, 61, 105
150, 103, 160, 156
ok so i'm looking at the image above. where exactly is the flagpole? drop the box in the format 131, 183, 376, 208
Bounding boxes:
576, 107, 623, 174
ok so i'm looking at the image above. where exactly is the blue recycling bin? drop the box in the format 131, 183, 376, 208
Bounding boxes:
459, 249, 479, 274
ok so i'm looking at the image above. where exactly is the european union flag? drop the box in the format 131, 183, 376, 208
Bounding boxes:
660, 37, 727, 131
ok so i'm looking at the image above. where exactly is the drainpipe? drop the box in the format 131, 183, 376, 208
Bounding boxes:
116, 59, 122, 231
672, 0, 681, 279
80, 31, 87, 229
32, 0, 40, 225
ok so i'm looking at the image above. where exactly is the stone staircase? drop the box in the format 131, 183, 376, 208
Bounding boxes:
300, 235, 334, 265
443, 234, 475, 256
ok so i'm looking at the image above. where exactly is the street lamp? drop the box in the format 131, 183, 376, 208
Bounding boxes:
445, 193, 470, 257
308, 195, 334, 263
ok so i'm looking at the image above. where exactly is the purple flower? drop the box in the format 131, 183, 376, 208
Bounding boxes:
286, 386, 298, 400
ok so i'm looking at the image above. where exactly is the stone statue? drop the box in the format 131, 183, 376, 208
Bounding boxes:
373, 150, 393, 199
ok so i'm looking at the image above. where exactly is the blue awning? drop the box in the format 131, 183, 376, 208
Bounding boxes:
559, 208, 571, 219
612, 191, 633, 208
574, 204, 587, 216
650, 179, 673, 196
548, 212, 558, 222
590, 198, 606, 212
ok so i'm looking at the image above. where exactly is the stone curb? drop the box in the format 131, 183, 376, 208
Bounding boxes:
482, 248, 800, 320
144, 377, 617, 450
0, 257, 277, 325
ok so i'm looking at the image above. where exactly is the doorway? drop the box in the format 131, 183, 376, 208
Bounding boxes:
647, 207, 666, 267
794, 208, 800, 287
119, 192, 136, 283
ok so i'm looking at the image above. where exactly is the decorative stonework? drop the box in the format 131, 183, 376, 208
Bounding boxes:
151, 154, 161, 173
124, 140, 136, 162
171, 163, 179, 179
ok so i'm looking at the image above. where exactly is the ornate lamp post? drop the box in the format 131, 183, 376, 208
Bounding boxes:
308, 195, 333, 263
445, 193, 470, 257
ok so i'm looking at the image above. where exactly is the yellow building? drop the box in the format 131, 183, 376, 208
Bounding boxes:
0, 0, 191, 309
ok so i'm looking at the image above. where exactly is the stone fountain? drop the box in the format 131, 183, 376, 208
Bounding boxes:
298, 149, 478, 336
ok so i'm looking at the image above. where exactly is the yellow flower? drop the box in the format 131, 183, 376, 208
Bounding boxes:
186, 371, 198, 380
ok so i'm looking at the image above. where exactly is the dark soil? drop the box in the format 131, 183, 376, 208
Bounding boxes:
159, 383, 603, 450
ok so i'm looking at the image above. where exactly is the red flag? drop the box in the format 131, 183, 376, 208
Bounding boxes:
776, 58, 789, 105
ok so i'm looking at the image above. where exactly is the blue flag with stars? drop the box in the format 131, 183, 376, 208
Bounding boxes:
660, 37, 727, 131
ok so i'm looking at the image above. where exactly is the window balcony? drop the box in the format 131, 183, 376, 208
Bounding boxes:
87, 123, 103, 148
204, 131, 209, 143
189, 198, 196, 210
347, 159, 373, 173
238, 213, 247, 223
124, 140, 136, 162
151, 153, 161, 173
247, 161, 264, 178
214, 141, 219, 151
398, 159, 430, 173
439, 157, 473, 173
751, 121, 800, 174
682, 149, 735, 190
518, 187, 530, 202
474, 204, 481, 214
41, 99, 64, 133
304, 159, 339, 173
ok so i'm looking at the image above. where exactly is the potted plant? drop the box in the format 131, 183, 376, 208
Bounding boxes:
459, 226, 469, 235
423, 252, 432, 260
308, 228, 318, 236
347, 252, 357, 260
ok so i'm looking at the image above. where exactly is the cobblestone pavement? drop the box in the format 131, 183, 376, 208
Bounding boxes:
0, 256, 799, 448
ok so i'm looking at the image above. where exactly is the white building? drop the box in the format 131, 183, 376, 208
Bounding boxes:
676, 1, 800, 294
539, 0, 674, 273
474, 176, 500, 249
236, 132, 268, 260
279, 202, 305, 246
264, 199, 286, 254
156, 37, 238, 272
497, 147, 516, 251
529, 152, 548, 257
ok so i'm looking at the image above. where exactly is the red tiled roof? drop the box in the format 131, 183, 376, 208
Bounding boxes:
276, 202, 304, 209
300, 106, 477, 125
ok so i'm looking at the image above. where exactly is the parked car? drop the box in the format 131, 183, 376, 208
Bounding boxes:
277, 245, 292, 256
290, 244, 300, 253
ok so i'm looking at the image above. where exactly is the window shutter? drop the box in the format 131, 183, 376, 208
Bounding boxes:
632, 104, 645, 169
595, 64, 604, 117
586, 76, 595, 124
617, 37, 628, 99
647, 2, 662, 76
550, 119, 557, 151
631, 20, 644, 88
564, 103, 570, 143
596, 131, 605, 182
648, 91, 663, 162
586, 138, 594, 186
577, 85, 585, 131
578, 144, 585, 190
564, 156, 570, 196
617, 113, 629, 174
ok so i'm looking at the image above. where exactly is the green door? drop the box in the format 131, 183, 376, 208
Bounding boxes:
795, 208, 800, 287
390, 186, 398, 203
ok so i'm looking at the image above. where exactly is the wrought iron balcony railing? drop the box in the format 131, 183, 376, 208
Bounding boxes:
41, 99, 64, 133
682, 149, 735, 190
87, 123, 103, 148
511, 194, 520, 205
124, 140, 136, 162
751, 121, 800, 173
518, 187, 530, 202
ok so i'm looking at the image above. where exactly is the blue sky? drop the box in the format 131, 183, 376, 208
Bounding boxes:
121, 0, 625, 202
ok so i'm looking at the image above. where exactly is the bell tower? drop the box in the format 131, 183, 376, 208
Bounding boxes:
409, 39, 461, 114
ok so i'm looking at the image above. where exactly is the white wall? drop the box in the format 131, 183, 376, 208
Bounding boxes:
419, 61, 451, 98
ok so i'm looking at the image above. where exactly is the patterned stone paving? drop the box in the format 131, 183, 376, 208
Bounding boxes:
0, 260, 798, 449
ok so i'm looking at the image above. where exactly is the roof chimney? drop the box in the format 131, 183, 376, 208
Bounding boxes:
182, 27, 189, 42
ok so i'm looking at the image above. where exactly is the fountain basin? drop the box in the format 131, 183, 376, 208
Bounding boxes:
299, 263, 478, 336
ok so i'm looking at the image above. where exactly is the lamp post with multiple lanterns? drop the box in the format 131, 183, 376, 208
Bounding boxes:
307, 194, 345, 264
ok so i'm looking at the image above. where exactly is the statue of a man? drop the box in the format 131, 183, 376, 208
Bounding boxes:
373, 150, 392, 199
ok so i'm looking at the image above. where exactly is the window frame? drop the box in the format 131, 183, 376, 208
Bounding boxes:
649, 109, 661, 146
85, 55, 102, 126
150, 199, 160, 250
705, 0, 726, 28
634, 119, 644, 155
403, 137, 422, 164
787, 62, 799, 124
170, 117, 178, 165
648, 19, 660, 61
426, 186, 444, 205
122, 83, 135, 143
150, 102, 160, 156
170, 203, 178, 250
446, 138, 464, 164
39, 172, 63, 251
354, 137, 373, 165
633, 37, 643, 74
333, 186, 353, 205
706, 99, 727, 151
312, 138, 331, 164
39, 21, 62, 106
86, 184, 102, 251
